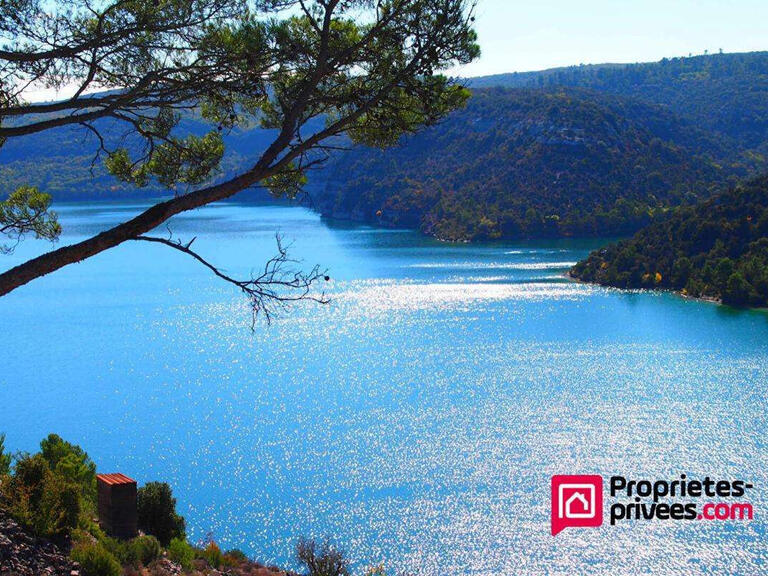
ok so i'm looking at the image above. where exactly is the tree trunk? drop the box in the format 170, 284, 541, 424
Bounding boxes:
0, 170, 265, 297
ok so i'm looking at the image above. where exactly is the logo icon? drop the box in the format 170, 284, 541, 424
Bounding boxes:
551, 475, 603, 535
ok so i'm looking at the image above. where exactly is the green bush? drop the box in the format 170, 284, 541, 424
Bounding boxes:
200, 540, 223, 569
2, 434, 99, 540
12, 453, 47, 497
224, 548, 248, 565
132, 534, 162, 566
71, 542, 121, 576
168, 537, 195, 570
73, 526, 141, 568
99, 535, 138, 567
4, 454, 81, 539
41, 476, 80, 537
0, 433, 11, 476
39, 434, 97, 507
136, 482, 186, 546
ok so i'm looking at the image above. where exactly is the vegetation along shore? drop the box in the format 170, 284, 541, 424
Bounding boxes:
0, 433, 384, 576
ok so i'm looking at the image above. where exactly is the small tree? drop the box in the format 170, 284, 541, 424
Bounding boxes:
40, 433, 97, 505
136, 481, 186, 546
168, 537, 196, 570
723, 271, 752, 305
4, 453, 81, 539
131, 534, 163, 565
71, 541, 122, 576
296, 537, 349, 576
0, 433, 11, 476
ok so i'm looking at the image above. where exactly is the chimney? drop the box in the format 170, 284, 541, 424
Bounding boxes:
96, 473, 138, 540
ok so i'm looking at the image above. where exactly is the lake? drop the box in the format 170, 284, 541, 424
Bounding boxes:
1, 200, 767, 575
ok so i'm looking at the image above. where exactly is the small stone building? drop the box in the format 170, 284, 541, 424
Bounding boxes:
96, 473, 137, 539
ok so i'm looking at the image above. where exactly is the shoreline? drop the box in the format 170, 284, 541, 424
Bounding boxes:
566, 270, 768, 313
564, 270, 725, 307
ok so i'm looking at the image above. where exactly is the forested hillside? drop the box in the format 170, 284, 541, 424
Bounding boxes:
315, 87, 748, 240
4, 52, 768, 242
571, 175, 768, 307
311, 52, 768, 240
470, 51, 768, 151
0, 114, 326, 200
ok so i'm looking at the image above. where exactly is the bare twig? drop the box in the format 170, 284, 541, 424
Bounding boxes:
134, 233, 330, 329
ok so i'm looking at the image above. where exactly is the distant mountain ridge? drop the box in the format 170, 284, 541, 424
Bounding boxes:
0, 114, 294, 201
468, 51, 768, 150
3, 51, 768, 242
310, 51, 768, 240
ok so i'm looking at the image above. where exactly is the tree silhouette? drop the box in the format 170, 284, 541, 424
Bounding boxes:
0, 0, 479, 315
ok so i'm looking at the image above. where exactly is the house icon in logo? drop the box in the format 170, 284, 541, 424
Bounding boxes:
551, 475, 603, 535
561, 486, 594, 518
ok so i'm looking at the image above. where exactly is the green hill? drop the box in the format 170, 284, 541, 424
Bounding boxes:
0, 114, 293, 200
315, 87, 744, 240
4, 51, 768, 244
571, 175, 768, 307
470, 51, 768, 152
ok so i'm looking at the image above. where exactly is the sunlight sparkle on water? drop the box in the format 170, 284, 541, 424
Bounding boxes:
1, 202, 767, 575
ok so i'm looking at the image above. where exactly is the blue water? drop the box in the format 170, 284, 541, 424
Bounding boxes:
1, 201, 767, 575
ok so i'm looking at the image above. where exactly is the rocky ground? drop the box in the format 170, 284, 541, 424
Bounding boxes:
131, 558, 291, 576
0, 510, 79, 576
0, 509, 292, 576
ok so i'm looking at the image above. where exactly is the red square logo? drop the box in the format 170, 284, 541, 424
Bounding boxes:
551, 475, 603, 535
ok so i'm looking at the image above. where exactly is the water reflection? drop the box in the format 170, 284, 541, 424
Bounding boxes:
0, 201, 766, 575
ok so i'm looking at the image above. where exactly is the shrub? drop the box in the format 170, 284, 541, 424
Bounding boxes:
3, 434, 96, 540
71, 542, 121, 576
296, 537, 349, 576
132, 534, 162, 566
39, 434, 97, 506
223, 548, 248, 566
5, 454, 81, 539
0, 433, 11, 476
168, 537, 195, 571
100, 535, 138, 567
200, 540, 223, 569
40, 476, 80, 537
12, 453, 47, 498
136, 482, 186, 546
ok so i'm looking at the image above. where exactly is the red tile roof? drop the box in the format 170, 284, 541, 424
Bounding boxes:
96, 473, 136, 485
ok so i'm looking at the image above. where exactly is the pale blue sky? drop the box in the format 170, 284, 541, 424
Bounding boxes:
454, 0, 768, 77
24, 0, 768, 100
